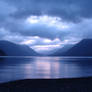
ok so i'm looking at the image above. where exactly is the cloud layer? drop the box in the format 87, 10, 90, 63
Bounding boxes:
0, 0, 92, 52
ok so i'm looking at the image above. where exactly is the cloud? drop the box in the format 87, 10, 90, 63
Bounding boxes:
0, 0, 17, 24
68, 19, 92, 39
21, 36, 62, 46
1, 0, 92, 23
0, 1, 16, 15
3, 0, 92, 22
1, 15, 70, 40
0, 0, 92, 52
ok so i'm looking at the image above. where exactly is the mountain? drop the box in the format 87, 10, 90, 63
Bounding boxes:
0, 49, 6, 56
0, 40, 38, 56
63, 39, 92, 56
50, 44, 73, 56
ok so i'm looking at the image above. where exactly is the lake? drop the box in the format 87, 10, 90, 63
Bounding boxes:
0, 56, 92, 83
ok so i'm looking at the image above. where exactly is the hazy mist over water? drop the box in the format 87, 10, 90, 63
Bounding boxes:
0, 57, 92, 83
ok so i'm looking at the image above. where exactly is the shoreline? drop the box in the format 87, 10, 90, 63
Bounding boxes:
0, 77, 92, 92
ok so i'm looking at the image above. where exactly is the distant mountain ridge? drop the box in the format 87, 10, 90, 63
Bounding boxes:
50, 44, 73, 56
62, 39, 92, 56
0, 40, 38, 56
0, 39, 92, 56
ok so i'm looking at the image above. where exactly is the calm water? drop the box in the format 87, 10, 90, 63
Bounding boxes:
0, 56, 92, 83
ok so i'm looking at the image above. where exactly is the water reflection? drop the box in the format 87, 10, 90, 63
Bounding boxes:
23, 57, 60, 78
0, 57, 92, 83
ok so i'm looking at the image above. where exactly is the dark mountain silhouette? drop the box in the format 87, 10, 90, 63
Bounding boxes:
50, 44, 73, 56
0, 40, 38, 56
0, 49, 6, 56
63, 39, 92, 56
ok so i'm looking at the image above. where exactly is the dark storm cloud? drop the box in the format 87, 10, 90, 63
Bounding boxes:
0, 0, 92, 23
2, 0, 92, 22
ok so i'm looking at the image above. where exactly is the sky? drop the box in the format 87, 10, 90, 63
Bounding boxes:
0, 0, 92, 53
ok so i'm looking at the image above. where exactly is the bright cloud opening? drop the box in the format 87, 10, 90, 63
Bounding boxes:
20, 36, 76, 53
26, 15, 69, 29
43, 39, 52, 43
32, 44, 62, 53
